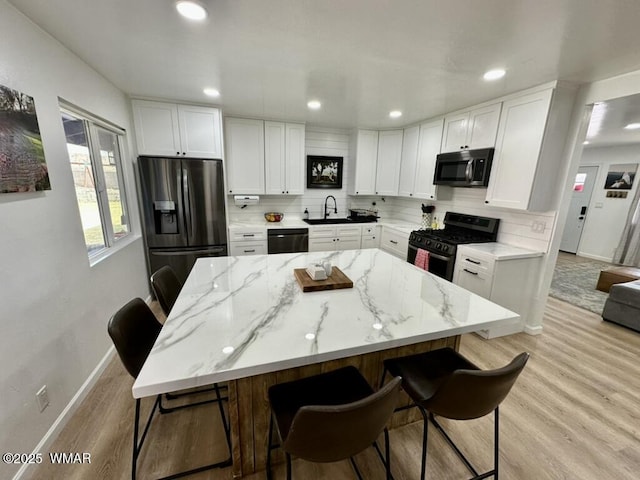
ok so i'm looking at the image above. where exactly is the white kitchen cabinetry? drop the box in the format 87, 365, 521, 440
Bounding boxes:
348, 130, 379, 195
379, 227, 409, 259
308, 225, 362, 252
228, 227, 268, 256
224, 117, 265, 195
361, 225, 381, 249
453, 244, 543, 338
132, 99, 222, 158
264, 121, 305, 195
485, 86, 574, 211
375, 130, 403, 195
441, 103, 501, 153
398, 119, 443, 199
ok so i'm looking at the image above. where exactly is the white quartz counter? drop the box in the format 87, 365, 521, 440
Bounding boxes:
133, 248, 518, 398
459, 242, 545, 260
228, 218, 418, 233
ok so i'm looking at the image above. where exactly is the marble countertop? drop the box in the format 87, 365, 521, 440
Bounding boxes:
132, 249, 519, 398
458, 242, 545, 260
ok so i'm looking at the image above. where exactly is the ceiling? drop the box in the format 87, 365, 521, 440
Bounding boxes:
8, 0, 640, 145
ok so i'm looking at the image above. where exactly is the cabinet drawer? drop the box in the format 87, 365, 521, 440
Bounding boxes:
362, 225, 380, 236
229, 241, 267, 256
229, 229, 267, 242
456, 253, 494, 276
336, 225, 362, 237
309, 226, 337, 238
453, 265, 492, 298
380, 228, 409, 258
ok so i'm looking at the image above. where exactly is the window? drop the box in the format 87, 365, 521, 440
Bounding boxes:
61, 106, 130, 257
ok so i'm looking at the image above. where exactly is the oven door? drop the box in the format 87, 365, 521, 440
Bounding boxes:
407, 244, 455, 281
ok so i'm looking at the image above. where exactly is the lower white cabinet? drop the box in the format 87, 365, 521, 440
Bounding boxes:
228, 227, 267, 256
308, 225, 362, 252
379, 227, 409, 259
361, 225, 380, 249
453, 244, 543, 338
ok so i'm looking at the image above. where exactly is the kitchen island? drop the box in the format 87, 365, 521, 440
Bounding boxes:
133, 248, 519, 477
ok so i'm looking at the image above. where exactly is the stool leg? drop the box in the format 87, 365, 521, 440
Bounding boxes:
379, 367, 389, 389
418, 406, 429, 480
286, 452, 292, 480
494, 407, 500, 480
266, 414, 274, 480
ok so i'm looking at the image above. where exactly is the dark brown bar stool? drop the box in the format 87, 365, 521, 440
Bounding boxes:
266, 366, 402, 480
150, 265, 183, 317
381, 347, 529, 480
108, 297, 231, 480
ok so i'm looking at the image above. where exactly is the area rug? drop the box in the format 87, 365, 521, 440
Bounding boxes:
549, 256, 612, 315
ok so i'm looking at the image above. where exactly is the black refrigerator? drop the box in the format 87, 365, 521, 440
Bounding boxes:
138, 156, 228, 284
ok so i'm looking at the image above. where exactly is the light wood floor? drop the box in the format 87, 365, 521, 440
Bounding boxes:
29, 296, 640, 480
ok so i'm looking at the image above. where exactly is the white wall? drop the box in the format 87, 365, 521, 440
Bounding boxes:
0, 2, 149, 478
577, 144, 640, 261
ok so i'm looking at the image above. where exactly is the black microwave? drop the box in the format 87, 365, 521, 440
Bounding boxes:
433, 148, 494, 187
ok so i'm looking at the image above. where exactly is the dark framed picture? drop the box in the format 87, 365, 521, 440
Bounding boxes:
307, 155, 343, 189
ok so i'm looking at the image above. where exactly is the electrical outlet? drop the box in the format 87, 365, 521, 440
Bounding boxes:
531, 221, 546, 233
36, 385, 49, 412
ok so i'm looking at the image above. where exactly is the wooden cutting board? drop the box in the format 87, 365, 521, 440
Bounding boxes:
294, 267, 353, 292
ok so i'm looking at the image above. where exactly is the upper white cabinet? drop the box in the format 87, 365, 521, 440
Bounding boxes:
224, 117, 265, 194
398, 119, 443, 199
375, 130, 403, 195
348, 130, 379, 195
485, 86, 575, 211
264, 121, 305, 195
132, 99, 222, 158
441, 103, 501, 153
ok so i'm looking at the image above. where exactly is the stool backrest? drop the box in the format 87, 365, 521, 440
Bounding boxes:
107, 298, 162, 379
283, 376, 402, 463
150, 265, 183, 316
427, 352, 529, 420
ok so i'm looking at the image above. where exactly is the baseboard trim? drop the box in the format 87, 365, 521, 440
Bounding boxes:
576, 252, 612, 263
13, 346, 116, 480
524, 324, 544, 335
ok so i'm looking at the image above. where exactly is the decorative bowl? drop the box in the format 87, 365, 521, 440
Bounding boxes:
264, 212, 284, 222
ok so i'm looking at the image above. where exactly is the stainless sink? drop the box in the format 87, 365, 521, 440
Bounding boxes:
303, 218, 376, 225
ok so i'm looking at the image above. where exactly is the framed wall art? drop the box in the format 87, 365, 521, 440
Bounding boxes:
306, 155, 343, 189
604, 163, 637, 190
0, 84, 50, 194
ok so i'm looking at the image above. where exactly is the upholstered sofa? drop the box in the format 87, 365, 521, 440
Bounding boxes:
602, 279, 640, 332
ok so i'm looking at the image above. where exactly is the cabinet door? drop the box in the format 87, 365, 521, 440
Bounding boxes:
264, 121, 286, 194
414, 119, 443, 199
467, 103, 501, 149
375, 130, 403, 195
285, 123, 305, 194
308, 237, 336, 252
132, 100, 181, 156
351, 130, 378, 195
441, 112, 469, 153
225, 117, 265, 194
336, 236, 361, 250
454, 265, 493, 298
361, 235, 379, 249
177, 105, 222, 158
485, 89, 553, 210
397, 125, 420, 197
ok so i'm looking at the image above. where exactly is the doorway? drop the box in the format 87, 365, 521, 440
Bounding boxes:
559, 165, 599, 254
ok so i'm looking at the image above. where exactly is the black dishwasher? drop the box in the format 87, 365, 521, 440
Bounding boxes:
267, 228, 309, 254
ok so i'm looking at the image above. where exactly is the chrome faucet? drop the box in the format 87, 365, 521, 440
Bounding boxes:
324, 195, 337, 219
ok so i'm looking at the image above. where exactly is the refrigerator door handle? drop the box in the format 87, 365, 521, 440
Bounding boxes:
151, 247, 226, 256
182, 167, 193, 240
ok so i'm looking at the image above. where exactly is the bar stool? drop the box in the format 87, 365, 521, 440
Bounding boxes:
108, 297, 231, 480
381, 347, 529, 480
150, 265, 183, 317
266, 366, 402, 480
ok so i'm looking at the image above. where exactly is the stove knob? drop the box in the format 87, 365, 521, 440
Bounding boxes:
425, 240, 431, 246
435, 243, 441, 250
442, 245, 449, 253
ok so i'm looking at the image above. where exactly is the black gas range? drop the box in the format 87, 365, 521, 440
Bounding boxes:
407, 212, 500, 281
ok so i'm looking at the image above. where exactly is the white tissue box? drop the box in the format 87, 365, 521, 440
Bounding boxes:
306, 264, 327, 281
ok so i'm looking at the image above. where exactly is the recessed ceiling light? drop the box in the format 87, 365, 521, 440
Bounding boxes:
483, 69, 506, 81
624, 123, 640, 130
222, 346, 234, 354
176, 1, 207, 21
203, 88, 220, 97
389, 110, 402, 118
307, 100, 321, 110
583, 141, 590, 145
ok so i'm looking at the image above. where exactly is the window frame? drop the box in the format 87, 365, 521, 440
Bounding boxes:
60, 102, 131, 260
